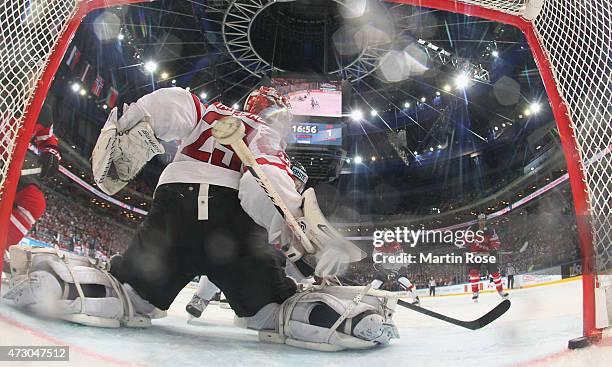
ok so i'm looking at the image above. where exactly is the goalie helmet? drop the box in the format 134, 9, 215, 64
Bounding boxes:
290, 160, 308, 193
244, 86, 292, 123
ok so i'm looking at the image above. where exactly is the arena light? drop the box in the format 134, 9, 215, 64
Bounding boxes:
429, 147, 434, 152
371, 156, 376, 161
404, 102, 410, 108
232, 103, 240, 110
160, 72, 169, 79
79, 89, 86, 96
144, 60, 158, 73
102, 104, 108, 110
354, 156, 363, 164
117, 33, 124, 41
350, 110, 363, 121
492, 50, 499, 57
443, 84, 452, 92
454, 73, 470, 89
199, 92, 207, 99
171, 79, 177, 85
71, 83, 81, 93
413, 151, 418, 155
370, 109, 378, 117
420, 97, 426, 103
436, 91, 441, 96
529, 102, 542, 114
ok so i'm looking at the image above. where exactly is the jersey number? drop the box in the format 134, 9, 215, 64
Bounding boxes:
181, 124, 254, 172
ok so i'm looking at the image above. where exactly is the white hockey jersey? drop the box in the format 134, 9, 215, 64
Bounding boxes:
116, 87, 302, 244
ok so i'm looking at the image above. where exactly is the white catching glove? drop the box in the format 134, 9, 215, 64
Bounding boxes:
92, 105, 164, 195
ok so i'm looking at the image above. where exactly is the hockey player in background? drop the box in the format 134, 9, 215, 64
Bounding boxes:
2, 103, 61, 273
467, 214, 509, 302
372, 239, 420, 305
186, 161, 310, 319
5, 86, 398, 351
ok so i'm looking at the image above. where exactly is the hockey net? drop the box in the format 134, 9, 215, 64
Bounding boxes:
390, 0, 611, 345
0, 0, 609, 346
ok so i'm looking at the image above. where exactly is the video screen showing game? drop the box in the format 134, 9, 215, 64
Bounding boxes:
272, 77, 343, 118
287, 122, 343, 146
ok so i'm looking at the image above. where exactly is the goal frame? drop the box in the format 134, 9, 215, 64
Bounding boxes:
0, 0, 606, 348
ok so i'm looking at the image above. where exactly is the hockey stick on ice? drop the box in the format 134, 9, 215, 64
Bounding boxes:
345, 279, 511, 330
211, 116, 315, 259
396, 298, 511, 330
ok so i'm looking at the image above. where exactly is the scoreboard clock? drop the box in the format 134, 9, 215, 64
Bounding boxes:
288, 122, 343, 146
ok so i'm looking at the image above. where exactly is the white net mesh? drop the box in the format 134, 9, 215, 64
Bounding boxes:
443, 0, 612, 330
533, 0, 612, 277
0, 0, 78, 198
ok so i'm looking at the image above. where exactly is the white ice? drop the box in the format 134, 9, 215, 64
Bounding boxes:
1, 278, 610, 366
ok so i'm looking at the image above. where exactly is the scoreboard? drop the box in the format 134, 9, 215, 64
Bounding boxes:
287, 122, 343, 146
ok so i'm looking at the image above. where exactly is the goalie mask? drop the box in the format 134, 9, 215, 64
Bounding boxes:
290, 160, 308, 194
244, 86, 292, 124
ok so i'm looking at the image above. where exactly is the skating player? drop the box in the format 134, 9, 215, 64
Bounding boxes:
5, 86, 398, 351
467, 214, 509, 302
2, 103, 61, 273
372, 239, 420, 305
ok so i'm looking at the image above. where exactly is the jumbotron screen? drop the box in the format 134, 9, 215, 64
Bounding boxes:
287, 122, 342, 146
272, 77, 343, 118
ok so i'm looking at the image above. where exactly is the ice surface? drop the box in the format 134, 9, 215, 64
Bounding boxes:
1, 279, 610, 366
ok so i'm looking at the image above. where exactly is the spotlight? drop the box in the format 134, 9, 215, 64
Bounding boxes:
404, 102, 410, 108
117, 34, 124, 41
437, 144, 442, 149
232, 103, 240, 110
102, 104, 108, 110
71, 83, 81, 93
529, 102, 541, 114
171, 79, 177, 85
492, 50, 499, 57
346, 158, 351, 163
144, 61, 158, 73
160, 72, 169, 79
429, 147, 434, 152
354, 156, 363, 164
494, 126, 499, 131
370, 109, 378, 116
413, 151, 418, 155
371, 156, 376, 161
199, 92, 207, 99
443, 84, 452, 92
350, 110, 363, 121
79, 89, 86, 96
454, 73, 470, 89
436, 91, 441, 96
420, 97, 426, 103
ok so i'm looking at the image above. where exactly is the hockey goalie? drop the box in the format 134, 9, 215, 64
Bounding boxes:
3, 86, 399, 351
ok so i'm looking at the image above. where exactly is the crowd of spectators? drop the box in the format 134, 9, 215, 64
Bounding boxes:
342, 185, 580, 289
29, 190, 135, 261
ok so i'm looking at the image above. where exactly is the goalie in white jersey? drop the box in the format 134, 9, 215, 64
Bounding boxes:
4, 86, 399, 351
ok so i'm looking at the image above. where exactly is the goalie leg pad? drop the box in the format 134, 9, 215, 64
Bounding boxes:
259, 285, 399, 351
4, 245, 151, 328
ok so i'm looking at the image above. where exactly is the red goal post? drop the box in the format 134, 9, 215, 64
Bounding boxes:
386, 0, 611, 347
0, 2, 151, 274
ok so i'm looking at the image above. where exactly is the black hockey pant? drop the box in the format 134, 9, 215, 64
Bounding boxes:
110, 183, 297, 317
